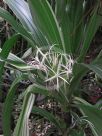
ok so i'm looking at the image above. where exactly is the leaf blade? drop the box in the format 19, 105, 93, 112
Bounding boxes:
28, 0, 63, 49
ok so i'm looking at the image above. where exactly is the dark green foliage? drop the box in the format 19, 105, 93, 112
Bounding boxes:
0, 0, 102, 136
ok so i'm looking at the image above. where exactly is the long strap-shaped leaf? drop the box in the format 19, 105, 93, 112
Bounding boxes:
0, 48, 24, 63
32, 106, 66, 131
78, 103, 102, 136
55, 0, 84, 54
14, 84, 65, 136
67, 63, 88, 99
4, 0, 35, 32
14, 93, 35, 136
3, 77, 22, 136
3, 76, 35, 136
0, 47, 40, 73
78, 2, 101, 62
0, 35, 35, 84
68, 58, 102, 99
13, 85, 48, 136
28, 0, 64, 49
82, 59, 102, 80
4, 0, 48, 47
0, 34, 20, 87
3, 80, 68, 136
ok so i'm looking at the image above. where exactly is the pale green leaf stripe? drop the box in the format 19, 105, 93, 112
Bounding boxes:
14, 84, 65, 136
4, 0, 48, 46
0, 34, 20, 59
0, 48, 25, 63
82, 62, 102, 80
56, 0, 84, 54
14, 93, 35, 136
3, 77, 22, 136
79, 104, 102, 136
0, 7, 34, 46
13, 84, 49, 136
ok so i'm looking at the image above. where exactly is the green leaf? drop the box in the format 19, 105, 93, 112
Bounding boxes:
14, 92, 35, 136
4, 59, 39, 71
0, 47, 28, 70
14, 84, 68, 135
32, 106, 65, 131
82, 60, 102, 80
0, 35, 20, 59
7, 51, 25, 63
78, 2, 101, 62
0, 45, 44, 73
4, 0, 48, 47
13, 84, 49, 136
14, 82, 67, 108
55, 0, 84, 54
4, 0, 35, 32
0, 34, 20, 86
0, 7, 34, 46
67, 63, 88, 99
28, 0, 63, 49
14, 84, 66, 136
3, 77, 22, 136
79, 104, 102, 136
